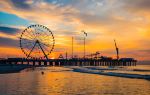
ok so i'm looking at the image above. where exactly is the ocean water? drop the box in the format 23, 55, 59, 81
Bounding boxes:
0, 65, 150, 95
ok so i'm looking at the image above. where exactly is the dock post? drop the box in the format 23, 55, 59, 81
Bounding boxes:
44, 61, 47, 66
33, 61, 35, 66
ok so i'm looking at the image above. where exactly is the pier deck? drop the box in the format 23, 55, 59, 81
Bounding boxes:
0, 59, 137, 67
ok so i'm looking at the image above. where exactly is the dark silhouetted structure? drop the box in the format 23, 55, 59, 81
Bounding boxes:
0, 57, 137, 67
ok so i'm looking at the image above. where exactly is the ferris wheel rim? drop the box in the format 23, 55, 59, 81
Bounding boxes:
20, 24, 55, 59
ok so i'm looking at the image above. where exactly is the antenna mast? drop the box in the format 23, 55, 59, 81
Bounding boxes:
114, 39, 119, 60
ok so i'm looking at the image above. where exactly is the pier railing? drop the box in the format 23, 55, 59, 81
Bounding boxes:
0, 59, 137, 66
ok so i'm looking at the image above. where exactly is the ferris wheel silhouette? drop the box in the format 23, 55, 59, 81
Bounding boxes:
20, 24, 55, 59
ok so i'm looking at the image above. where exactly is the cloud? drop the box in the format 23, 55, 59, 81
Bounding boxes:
0, 26, 20, 34
0, 37, 19, 47
0, 11, 30, 26
123, 0, 150, 11
121, 0, 150, 21
138, 49, 150, 54
0, 0, 150, 60
10, 0, 32, 9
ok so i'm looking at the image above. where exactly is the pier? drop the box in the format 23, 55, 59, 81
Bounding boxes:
0, 58, 137, 67
0, 25, 137, 68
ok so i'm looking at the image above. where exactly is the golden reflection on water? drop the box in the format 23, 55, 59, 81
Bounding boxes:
0, 67, 150, 95
37, 71, 67, 95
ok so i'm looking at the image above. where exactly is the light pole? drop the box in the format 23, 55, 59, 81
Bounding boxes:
81, 30, 87, 59
72, 36, 74, 59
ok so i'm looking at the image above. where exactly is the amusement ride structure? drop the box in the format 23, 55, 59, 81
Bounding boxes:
20, 24, 55, 60
0, 24, 137, 67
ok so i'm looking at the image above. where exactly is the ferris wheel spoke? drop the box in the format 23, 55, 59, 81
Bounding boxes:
22, 43, 33, 47
30, 29, 37, 38
41, 45, 49, 54
27, 41, 37, 58
38, 36, 49, 42
21, 38, 34, 42
41, 41, 52, 47
24, 32, 35, 40
29, 28, 37, 39
37, 37, 53, 43
41, 43, 51, 47
37, 42, 48, 59
22, 43, 34, 48
40, 43, 49, 50
38, 39, 50, 44
37, 36, 48, 42
38, 41, 50, 52
25, 28, 36, 38
21, 40, 34, 44
43, 33, 52, 39
38, 39, 52, 45
43, 32, 50, 37
40, 33, 51, 39
40, 31, 50, 37
23, 44, 34, 49
36, 28, 43, 33
34, 28, 39, 35
38, 37, 53, 42
22, 33, 34, 40
22, 35, 33, 40
20, 24, 55, 59
40, 42, 52, 48
40, 36, 51, 41
22, 41, 34, 45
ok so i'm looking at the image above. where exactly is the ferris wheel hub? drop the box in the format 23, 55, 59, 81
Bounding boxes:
36, 40, 39, 43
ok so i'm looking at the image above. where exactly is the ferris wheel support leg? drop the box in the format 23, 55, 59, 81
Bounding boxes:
38, 42, 49, 60
27, 41, 37, 59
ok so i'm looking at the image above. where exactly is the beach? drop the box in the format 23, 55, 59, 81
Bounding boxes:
0, 65, 149, 95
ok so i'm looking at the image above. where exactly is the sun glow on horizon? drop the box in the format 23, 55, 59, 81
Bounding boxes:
0, 0, 150, 61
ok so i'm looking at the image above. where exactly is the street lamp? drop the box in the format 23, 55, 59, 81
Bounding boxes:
81, 30, 87, 59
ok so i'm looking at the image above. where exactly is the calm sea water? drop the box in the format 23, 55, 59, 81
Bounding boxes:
0, 65, 150, 95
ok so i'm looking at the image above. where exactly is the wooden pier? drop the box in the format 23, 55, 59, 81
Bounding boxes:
0, 58, 137, 67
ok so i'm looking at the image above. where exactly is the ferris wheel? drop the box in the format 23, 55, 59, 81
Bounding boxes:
20, 24, 55, 59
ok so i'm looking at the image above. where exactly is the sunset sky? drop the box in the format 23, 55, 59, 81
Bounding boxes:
0, 0, 150, 60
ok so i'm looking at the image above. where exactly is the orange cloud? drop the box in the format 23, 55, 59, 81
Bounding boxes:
0, 0, 150, 60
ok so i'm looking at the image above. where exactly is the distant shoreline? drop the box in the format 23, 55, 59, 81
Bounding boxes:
137, 61, 150, 65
